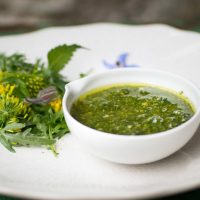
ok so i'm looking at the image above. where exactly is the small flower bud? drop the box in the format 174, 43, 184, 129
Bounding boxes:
25, 86, 58, 104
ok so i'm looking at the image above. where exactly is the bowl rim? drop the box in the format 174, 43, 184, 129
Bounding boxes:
62, 68, 200, 140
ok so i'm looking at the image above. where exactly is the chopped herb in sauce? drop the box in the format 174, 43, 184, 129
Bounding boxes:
70, 84, 194, 135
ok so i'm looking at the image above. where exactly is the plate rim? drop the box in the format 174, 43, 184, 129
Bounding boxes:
0, 22, 200, 199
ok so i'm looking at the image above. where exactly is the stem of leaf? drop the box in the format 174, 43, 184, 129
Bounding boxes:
48, 126, 58, 156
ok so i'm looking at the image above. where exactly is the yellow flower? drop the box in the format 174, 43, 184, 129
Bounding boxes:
16, 73, 46, 97
0, 84, 30, 124
0, 70, 46, 97
50, 98, 62, 112
0, 84, 15, 95
0, 85, 4, 94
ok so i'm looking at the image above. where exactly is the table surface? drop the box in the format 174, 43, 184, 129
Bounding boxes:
0, 26, 200, 200
1, 188, 200, 200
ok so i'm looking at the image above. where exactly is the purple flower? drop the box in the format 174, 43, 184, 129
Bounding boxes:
25, 86, 58, 104
103, 53, 139, 69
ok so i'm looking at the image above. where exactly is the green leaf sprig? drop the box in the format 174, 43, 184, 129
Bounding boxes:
0, 44, 81, 154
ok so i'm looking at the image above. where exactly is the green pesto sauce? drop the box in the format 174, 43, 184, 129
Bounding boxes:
70, 84, 195, 135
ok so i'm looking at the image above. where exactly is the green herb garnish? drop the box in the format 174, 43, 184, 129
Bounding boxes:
0, 44, 81, 154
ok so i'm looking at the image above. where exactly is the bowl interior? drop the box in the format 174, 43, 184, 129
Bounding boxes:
66, 69, 200, 113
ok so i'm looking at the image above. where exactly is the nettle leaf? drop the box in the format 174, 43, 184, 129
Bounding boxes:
48, 44, 81, 72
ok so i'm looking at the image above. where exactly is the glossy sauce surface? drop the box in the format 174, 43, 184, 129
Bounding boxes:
70, 84, 194, 135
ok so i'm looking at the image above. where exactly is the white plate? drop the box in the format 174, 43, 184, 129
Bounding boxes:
0, 23, 200, 199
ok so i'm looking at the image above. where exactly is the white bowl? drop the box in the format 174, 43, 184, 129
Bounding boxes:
62, 68, 200, 164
